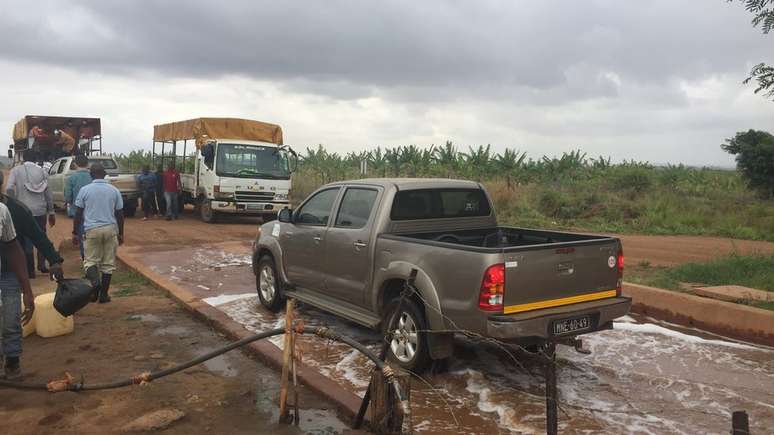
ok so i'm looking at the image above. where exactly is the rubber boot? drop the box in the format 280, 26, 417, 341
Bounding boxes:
98, 273, 112, 304
86, 266, 101, 302
3, 356, 21, 381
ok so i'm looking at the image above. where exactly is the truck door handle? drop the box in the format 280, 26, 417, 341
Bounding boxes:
313, 236, 322, 243
353, 241, 367, 249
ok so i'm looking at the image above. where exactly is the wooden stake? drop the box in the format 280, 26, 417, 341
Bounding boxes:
279, 298, 295, 423
369, 367, 409, 434
544, 342, 558, 435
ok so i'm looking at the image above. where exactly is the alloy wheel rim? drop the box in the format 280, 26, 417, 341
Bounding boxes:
259, 266, 275, 302
390, 312, 418, 363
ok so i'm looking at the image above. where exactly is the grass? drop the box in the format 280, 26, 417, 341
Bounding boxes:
111, 268, 151, 298
290, 164, 774, 241
627, 254, 774, 311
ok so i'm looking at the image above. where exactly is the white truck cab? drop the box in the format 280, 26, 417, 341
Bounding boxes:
152, 118, 296, 223
185, 139, 293, 222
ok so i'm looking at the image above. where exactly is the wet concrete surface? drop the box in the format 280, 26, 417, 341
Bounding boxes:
130, 242, 774, 434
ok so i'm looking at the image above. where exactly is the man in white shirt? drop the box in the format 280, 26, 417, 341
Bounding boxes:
0, 201, 35, 380
5, 150, 56, 276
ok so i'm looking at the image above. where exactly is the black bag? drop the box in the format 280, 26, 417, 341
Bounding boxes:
53, 278, 94, 317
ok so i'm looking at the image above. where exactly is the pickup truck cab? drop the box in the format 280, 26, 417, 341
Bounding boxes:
254, 178, 631, 371
48, 155, 140, 217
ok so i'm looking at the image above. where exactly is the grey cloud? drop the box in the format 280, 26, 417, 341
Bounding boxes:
0, 0, 768, 101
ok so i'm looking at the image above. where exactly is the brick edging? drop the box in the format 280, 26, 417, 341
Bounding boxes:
623, 282, 774, 346
116, 250, 364, 420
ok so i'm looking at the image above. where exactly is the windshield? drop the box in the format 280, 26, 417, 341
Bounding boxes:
216, 143, 290, 179
87, 158, 118, 170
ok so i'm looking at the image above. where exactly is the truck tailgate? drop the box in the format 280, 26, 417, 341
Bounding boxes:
106, 174, 138, 192
502, 240, 620, 314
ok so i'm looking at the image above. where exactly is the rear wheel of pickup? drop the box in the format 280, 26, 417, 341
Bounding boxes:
257, 255, 285, 312
384, 298, 431, 373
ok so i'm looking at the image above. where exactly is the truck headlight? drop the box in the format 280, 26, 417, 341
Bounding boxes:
275, 193, 289, 201
214, 191, 234, 200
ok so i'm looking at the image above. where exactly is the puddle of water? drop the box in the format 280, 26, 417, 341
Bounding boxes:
154, 325, 193, 336
195, 346, 240, 377
254, 376, 350, 435
128, 313, 163, 322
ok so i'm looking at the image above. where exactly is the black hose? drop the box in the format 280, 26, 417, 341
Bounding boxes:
0, 325, 410, 412
0, 328, 286, 391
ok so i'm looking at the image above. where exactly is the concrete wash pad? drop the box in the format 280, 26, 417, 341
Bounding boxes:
122, 242, 774, 434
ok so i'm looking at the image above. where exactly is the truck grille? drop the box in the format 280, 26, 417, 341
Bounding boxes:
235, 191, 275, 202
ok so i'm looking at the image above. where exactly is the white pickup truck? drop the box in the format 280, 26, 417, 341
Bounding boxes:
47, 155, 140, 217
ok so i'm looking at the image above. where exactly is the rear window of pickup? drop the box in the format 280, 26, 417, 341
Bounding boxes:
390, 188, 491, 220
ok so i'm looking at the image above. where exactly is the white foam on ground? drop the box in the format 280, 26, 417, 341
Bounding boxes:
202, 293, 256, 306
613, 322, 767, 351
463, 368, 539, 434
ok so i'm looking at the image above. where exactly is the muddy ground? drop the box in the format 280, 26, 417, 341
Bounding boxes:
0, 242, 358, 434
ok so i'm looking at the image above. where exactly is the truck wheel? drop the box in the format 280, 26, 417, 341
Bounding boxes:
200, 198, 216, 223
384, 298, 431, 373
256, 256, 284, 312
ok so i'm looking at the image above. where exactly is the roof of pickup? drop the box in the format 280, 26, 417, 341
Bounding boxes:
328, 178, 482, 190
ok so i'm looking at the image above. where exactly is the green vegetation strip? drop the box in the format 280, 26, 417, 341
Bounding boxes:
115, 145, 774, 241
628, 254, 774, 310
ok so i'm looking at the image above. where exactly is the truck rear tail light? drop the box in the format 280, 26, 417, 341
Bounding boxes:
213, 185, 220, 193
616, 248, 624, 295
479, 263, 505, 311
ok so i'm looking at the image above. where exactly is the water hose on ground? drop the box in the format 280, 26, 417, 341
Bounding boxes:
0, 325, 409, 414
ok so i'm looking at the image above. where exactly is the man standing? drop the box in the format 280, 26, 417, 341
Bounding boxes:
0, 172, 63, 380
155, 164, 166, 216
65, 155, 92, 259
54, 129, 76, 157
162, 162, 182, 221
5, 150, 55, 277
73, 163, 124, 304
136, 166, 158, 220
0, 201, 36, 380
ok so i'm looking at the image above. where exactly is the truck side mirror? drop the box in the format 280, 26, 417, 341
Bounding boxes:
7, 149, 12, 159
278, 208, 292, 223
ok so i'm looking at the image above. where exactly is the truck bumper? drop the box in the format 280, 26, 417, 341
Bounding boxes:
212, 201, 289, 215
486, 296, 631, 340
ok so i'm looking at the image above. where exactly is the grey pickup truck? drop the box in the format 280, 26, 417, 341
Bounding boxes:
253, 178, 631, 371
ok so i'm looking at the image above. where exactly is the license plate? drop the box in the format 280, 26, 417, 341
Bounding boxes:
552, 315, 591, 336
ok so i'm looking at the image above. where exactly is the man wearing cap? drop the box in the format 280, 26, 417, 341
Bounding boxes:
73, 163, 124, 303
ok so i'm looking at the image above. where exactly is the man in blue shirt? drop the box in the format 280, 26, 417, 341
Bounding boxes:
64, 155, 92, 259
136, 165, 157, 220
73, 163, 124, 303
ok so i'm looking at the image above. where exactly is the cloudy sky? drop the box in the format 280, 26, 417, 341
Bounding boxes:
1, 0, 772, 166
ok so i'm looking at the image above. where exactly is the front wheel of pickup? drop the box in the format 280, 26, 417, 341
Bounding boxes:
384, 298, 431, 373
256, 256, 285, 312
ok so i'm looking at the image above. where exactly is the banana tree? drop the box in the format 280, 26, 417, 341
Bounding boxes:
493, 148, 527, 189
